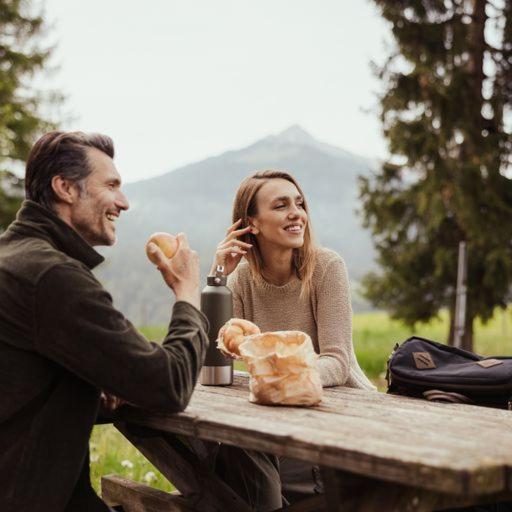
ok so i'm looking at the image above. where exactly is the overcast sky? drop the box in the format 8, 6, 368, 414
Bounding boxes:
42, 0, 391, 183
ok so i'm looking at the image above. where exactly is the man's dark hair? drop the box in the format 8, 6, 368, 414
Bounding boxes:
25, 131, 114, 211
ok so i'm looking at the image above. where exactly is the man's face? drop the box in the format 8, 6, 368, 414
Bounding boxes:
69, 148, 129, 246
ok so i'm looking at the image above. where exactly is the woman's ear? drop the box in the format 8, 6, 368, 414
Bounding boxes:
248, 217, 260, 235
51, 175, 79, 205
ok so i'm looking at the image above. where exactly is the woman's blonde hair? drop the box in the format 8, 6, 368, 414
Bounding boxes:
232, 169, 317, 299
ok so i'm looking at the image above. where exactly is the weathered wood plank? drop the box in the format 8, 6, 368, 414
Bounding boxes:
215, 373, 512, 423
102, 474, 325, 512
199, 375, 512, 463
101, 474, 195, 512
203, 374, 512, 430
321, 468, 512, 512
192, 376, 512, 462
191, 400, 511, 476
120, 411, 504, 496
115, 373, 512, 496
282, 495, 326, 512
190, 392, 512, 452
115, 422, 252, 512
118, 402, 510, 495
124, 385, 512, 460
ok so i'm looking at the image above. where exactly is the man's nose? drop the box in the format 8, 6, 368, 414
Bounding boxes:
116, 190, 130, 211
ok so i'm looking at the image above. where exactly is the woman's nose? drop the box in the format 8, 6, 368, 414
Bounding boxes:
288, 204, 301, 217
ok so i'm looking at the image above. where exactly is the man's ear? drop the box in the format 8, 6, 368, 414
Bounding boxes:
51, 175, 79, 205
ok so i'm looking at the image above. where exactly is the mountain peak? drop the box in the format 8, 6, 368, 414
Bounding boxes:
244, 124, 371, 165
275, 125, 316, 145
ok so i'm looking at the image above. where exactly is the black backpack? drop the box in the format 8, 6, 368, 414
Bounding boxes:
386, 336, 512, 409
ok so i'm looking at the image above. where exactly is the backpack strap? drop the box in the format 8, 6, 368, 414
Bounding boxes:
423, 389, 474, 405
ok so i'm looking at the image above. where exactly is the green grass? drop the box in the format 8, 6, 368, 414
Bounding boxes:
90, 424, 174, 493
90, 308, 512, 494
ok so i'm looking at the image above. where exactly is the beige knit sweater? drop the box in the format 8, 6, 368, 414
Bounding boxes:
227, 248, 376, 390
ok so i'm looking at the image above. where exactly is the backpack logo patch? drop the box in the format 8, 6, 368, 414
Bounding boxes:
413, 352, 436, 369
477, 359, 503, 368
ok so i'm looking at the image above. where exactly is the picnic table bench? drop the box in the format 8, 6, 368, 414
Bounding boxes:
103, 372, 512, 511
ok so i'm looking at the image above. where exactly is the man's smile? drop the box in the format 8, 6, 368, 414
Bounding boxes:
106, 211, 119, 223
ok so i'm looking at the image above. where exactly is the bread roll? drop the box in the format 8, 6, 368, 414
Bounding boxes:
217, 318, 260, 358
146, 232, 179, 265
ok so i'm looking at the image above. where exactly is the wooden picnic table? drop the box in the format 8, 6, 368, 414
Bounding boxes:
103, 372, 512, 512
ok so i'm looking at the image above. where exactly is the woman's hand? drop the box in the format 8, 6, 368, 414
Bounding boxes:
211, 219, 253, 276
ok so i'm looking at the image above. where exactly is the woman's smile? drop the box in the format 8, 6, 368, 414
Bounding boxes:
283, 222, 303, 234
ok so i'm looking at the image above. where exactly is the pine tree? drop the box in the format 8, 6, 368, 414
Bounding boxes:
360, 0, 512, 350
0, 0, 60, 231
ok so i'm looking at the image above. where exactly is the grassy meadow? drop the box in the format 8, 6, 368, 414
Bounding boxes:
90, 308, 512, 494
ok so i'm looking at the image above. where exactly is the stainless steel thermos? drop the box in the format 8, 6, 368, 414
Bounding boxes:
199, 266, 233, 385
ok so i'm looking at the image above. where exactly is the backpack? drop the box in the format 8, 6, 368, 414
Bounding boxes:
386, 336, 512, 409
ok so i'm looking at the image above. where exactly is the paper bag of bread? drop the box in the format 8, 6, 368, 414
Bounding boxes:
218, 319, 323, 406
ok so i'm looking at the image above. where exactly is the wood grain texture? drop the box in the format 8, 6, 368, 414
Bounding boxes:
116, 373, 512, 496
101, 474, 195, 512
283, 494, 326, 512
115, 422, 252, 512
321, 468, 512, 512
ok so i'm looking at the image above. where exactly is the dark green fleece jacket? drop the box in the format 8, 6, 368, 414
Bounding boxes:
0, 200, 209, 512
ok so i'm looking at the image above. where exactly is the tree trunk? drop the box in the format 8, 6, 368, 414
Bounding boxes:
448, 307, 474, 352
467, 0, 487, 129
447, 303, 456, 345
460, 314, 474, 352
460, 0, 486, 160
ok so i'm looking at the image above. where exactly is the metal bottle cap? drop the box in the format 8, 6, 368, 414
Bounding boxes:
207, 265, 227, 286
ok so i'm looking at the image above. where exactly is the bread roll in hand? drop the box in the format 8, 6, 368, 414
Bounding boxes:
217, 318, 260, 359
145, 232, 179, 265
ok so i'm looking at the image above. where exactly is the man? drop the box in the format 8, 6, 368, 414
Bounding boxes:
0, 131, 209, 511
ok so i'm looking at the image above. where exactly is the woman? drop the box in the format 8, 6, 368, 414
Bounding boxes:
211, 169, 375, 504
212, 169, 374, 389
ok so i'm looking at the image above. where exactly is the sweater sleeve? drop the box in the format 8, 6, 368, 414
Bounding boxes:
315, 256, 352, 387
34, 263, 209, 413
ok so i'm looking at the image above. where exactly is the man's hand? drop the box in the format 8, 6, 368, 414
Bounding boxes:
147, 233, 200, 309
100, 392, 126, 411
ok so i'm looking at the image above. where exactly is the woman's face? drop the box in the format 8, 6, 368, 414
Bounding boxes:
250, 178, 308, 250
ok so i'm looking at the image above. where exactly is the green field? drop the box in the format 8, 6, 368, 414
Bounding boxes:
90, 308, 512, 494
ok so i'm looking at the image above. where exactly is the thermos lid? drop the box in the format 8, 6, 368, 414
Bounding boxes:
207, 265, 227, 286
207, 275, 227, 286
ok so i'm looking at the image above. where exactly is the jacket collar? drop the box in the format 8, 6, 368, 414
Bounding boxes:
8, 200, 104, 270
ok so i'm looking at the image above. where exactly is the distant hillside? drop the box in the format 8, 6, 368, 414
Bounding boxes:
94, 126, 377, 325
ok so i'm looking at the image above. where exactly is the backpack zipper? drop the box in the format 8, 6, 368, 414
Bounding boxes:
390, 372, 512, 393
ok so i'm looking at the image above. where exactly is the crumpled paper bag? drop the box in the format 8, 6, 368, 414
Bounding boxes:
217, 320, 323, 406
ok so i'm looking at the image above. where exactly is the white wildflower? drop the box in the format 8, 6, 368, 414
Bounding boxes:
90, 453, 99, 463
144, 471, 157, 484
121, 459, 134, 469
